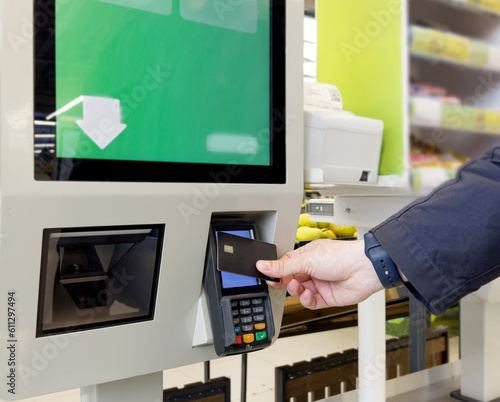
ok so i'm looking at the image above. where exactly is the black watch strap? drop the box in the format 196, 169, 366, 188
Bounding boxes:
364, 232, 404, 289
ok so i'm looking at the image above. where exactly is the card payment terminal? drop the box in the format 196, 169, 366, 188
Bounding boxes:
204, 221, 275, 356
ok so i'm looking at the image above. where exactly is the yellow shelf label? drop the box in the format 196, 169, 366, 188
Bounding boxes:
467, 0, 500, 13
425, 30, 447, 58
474, 109, 500, 133
475, 109, 487, 131
444, 35, 470, 64
422, 29, 470, 64
484, 110, 500, 133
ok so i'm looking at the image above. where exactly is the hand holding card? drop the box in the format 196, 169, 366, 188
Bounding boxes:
217, 232, 280, 282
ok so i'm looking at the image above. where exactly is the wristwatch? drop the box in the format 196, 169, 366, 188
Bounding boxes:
364, 232, 404, 289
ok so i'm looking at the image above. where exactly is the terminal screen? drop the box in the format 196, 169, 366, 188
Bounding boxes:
216, 229, 259, 289
34, 0, 286, 183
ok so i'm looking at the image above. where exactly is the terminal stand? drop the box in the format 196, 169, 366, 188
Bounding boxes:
357, 273, 386, 402
333, 193, 418, 402
451, 280, 500, 402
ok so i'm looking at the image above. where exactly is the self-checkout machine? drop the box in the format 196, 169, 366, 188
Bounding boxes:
0, 0, 304, 401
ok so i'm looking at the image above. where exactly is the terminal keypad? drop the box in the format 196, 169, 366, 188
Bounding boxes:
231, 298, 268, 347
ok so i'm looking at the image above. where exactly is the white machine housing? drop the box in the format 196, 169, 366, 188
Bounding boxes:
0, 0, 304, 400
304, 105, 384, 185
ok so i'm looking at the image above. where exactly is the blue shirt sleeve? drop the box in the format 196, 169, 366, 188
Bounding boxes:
370, 144, 500, 315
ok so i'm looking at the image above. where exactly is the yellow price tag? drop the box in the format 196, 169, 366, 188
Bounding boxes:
424, 30, 470, 64
425, 30, 447, 58
474, 109, 487, 131
484, 110, 500, 133
444, 34, 470, 64
474, 109, 500, 133
467, 0, 500, 13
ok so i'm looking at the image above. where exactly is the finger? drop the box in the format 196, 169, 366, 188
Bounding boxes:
287, 279, 332, 310
268, 270, 313, 292
256, 252, 309, 279
300, 289, 329, 310
265, 278, 288, 290
291, 273, 313, 283
286, 279, 305, 299
287, 279, 327, 310
287, 278, 318, 299
299, 288, 316, 309
296, 278, 318, 295
293, 277, 333, 310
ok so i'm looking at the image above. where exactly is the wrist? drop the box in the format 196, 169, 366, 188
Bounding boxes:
364, 232, 404, 289
351, 239, 385, 294
397, 267, 408, 282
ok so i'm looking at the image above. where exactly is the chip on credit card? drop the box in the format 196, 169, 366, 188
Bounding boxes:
217, 232, 280, 282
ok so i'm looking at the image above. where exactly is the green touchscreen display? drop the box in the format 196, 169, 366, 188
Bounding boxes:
54, 0, 271, 167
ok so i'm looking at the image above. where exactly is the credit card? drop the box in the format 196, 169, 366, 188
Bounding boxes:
217, 232, 280, 282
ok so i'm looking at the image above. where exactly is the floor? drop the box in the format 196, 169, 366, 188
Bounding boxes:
387, 377, 460, 402
21, 328, 459, 402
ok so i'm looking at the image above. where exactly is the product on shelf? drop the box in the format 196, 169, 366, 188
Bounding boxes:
410, 81, 461, 104
410, 137, 468, 194
411, 96, 500, 134
296, 226, 324, 242
409, 81, 500, 134
434, 0, 500, 17
410, 24, 500, 72
297, 213, 319, 228
296, 213, 357, 243
410, 82, 447, 97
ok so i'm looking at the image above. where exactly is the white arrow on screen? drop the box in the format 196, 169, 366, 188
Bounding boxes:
76, 96, 127, 150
